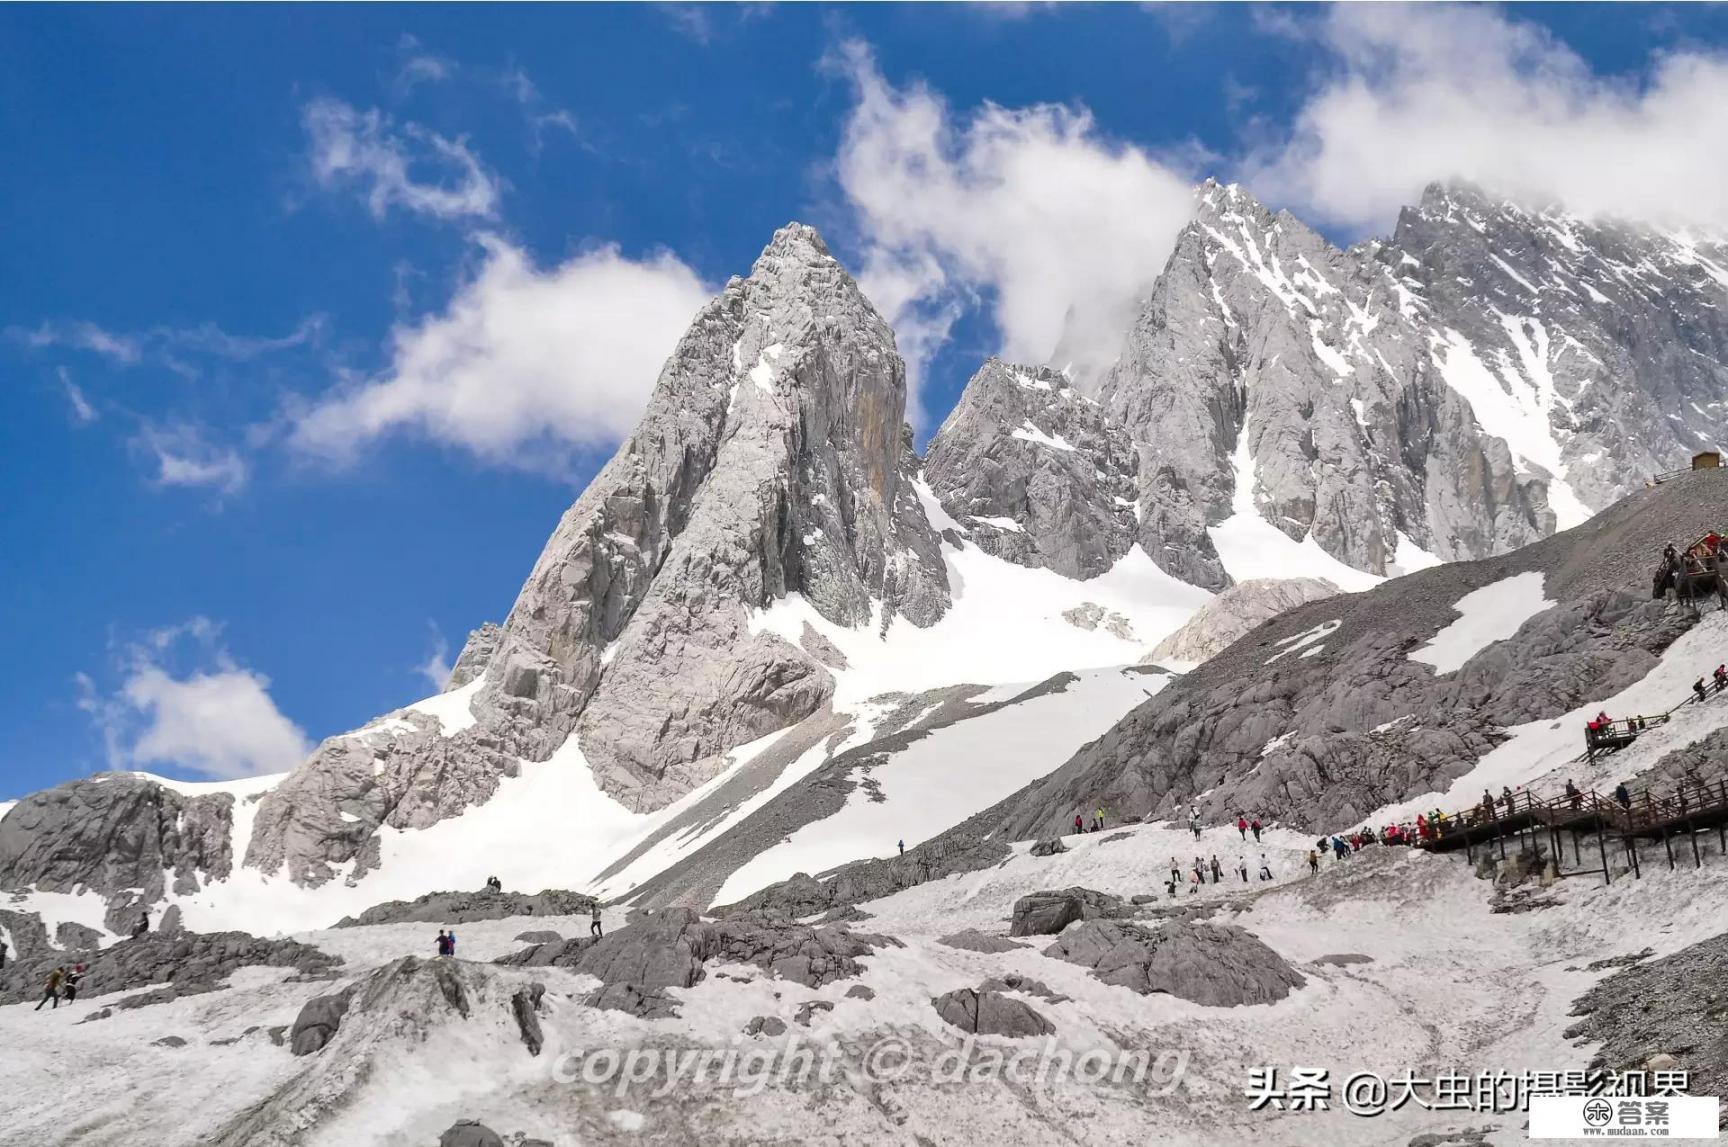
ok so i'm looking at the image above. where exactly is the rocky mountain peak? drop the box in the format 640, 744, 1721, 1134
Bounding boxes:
925, 358, 1140, 580
225, 222, 953, 886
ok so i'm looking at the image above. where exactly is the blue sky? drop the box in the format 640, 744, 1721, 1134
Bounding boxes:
7, 3, 1728, 798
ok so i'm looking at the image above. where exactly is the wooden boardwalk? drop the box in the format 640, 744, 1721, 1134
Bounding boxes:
1414, 779, 1728, 884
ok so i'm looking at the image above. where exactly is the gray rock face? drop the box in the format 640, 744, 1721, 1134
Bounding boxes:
1009, 888, 1130, 937
332, 889, 596, 928
1096, 181, 1548, 583
241, 222, 952, 890
925, 359, 1139, 580
931, 988, 1055, 1037
1043, 920, 1305, 1006
1149, 577, 1340, 665
0, 774, 235, 927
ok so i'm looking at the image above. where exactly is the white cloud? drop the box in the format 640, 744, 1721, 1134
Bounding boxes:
77, 619, 311, 781
290, 235, 709, 465
1247, 5, 1728, 234
134, 422, 248, 495
18, 320, 143, 364
415, 624, 452, 691
393, 35, 455, 98
59, 367, 97, 425
11, 316, 322, 370
831, 41, 1199, 407
304, 97, 502, 221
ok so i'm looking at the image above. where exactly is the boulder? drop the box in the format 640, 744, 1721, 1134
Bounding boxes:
938, 929, 1030, 954
289, 987, 354, 1056
152, 1035, 188, 1048
931, 989, 1055, 1038
1009, 888, 1128, 937
439, 1121, 505, 1147
511, 983, 546, 1057
743, 1015, 788, 1038
1043, 920, 1305, 1006
1029, 838, 1068, 857
514, 930, 564, 945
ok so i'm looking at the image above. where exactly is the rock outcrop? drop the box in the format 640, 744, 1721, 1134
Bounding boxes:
333, 889, 596, 928
924, 359, 1139, 580
1043, 920, 1305, 1006
496, 907, 900, 1008
0, 926, 341, 1006
931, 988, 1056, 1037
1148, 577, 1340, 665
0, 774, 236, 931
1009, 888, 1131, 937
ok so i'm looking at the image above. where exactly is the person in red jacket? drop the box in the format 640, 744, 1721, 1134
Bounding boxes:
1236, 815, 1248, 840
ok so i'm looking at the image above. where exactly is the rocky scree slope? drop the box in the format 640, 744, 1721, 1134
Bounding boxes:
732, 471, 1728, 920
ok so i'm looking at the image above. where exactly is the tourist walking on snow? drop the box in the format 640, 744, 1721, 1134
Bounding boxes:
1169, 858, 1181, 887
1209, 855, 1223, 883
1695, 678, 1709, 704
34, 967, 64, 1011
1095, 806, 1105, 832
1307, 850, 1320, 875
1614, 783, 1632, 809
62, 965, 84, 1004
591, 902, 604, 938
1074, 813, 1085, 835
1716, 664, 1727, 692
1237, 815, 1248, 840
1259, 854, 1274, 881
1188, 868, 1202, 895
1251, 817, 1262, 843
435, 930, 452, 957
1236, 857, 1249, 882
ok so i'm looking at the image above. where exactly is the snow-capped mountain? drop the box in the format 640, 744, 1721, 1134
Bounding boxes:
7, 179, 1728, 947
931, 180, 1728, 592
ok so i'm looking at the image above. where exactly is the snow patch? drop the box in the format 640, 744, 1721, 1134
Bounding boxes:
1409, 572, 1554, 675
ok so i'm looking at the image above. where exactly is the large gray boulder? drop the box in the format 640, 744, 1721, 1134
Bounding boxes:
1043, 920, 1305, 1006
938, 930, 1030, 955
438, 1123, 504, 1147
1009, 888, 1130, 937
289, 988, 353, 1056
931, 988, 1056, 1038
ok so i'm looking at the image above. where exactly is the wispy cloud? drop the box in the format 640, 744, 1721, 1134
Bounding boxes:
10, 316, 323, 371
77, 618, 312, 781
414, 623, 452, 691
133, 422, 249, 495
17, 320, 143, 364
660, 4, 714, 44
303, 97, 503, 221
59, 367, 98, 425
393, 34, 456, 99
